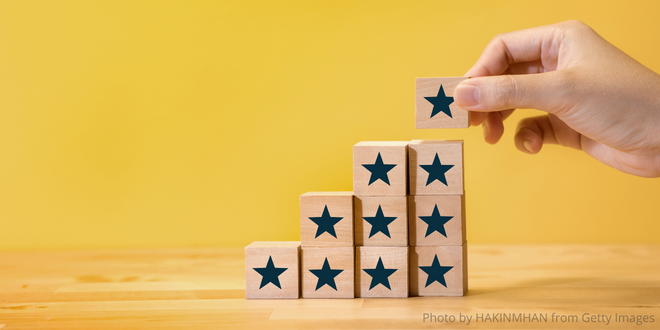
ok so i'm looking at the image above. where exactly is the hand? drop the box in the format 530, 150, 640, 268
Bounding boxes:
454, 20, 660, 178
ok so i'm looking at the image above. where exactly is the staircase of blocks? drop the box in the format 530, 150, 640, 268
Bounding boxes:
245, 77, 468, 299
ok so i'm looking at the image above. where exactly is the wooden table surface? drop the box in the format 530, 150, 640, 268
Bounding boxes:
1, 245, 659, 329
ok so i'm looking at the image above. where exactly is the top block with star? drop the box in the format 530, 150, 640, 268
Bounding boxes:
416, 77, 470, 129
300, 192, 354, 247
409, 140, 464, 196
353, 141, 409, 197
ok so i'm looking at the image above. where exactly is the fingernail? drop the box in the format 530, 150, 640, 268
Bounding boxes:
523, 140, 533, 153
455, 84, 481, 107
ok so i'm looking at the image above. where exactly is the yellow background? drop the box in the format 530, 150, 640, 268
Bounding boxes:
1, 1, 659, 251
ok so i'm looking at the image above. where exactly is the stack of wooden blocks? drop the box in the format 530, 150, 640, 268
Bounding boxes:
246, 77, 468, 299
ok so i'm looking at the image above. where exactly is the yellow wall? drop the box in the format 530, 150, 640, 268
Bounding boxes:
1, 1, 659, 250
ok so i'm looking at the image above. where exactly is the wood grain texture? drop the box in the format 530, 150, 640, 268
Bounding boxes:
1, 245, 660, 329
416, 77, 470, 129
353, 141, 408, 197
409, 243, 467, 297
409, 140, 464, 196
300, 192, 354, 247
301, 247, 354, 299
355, 246, 409, 298
354, 196, 408, 247
408, 195, 465, 246
245, 241, 300, 299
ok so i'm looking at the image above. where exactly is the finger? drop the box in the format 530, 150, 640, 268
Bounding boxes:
483, 112, 505, 145
507, 60, 546, 74
465, 24, 561, 77
470, 111, 487, 126
500, 109, 515, 121
454, 70, 575, 114
514, 114, 582, 154
470, 109, 514, 127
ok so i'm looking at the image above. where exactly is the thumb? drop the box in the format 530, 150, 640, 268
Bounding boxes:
454, 72, 571, 113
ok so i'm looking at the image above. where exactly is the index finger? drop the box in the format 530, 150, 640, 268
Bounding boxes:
465, 23, 564, 77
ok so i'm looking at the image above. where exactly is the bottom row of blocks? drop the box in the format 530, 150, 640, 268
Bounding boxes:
245, 241, 467, 299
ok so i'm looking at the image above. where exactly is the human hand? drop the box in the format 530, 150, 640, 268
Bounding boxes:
454, 20, 660, 178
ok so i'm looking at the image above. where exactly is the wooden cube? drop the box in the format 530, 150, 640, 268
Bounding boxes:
416, 77, 470, 129
408, 195, 465, 246
354, 196, 408, 247
245, 241, 300, 299
355, 246, 408, 298
301, 247, 354, 298
353, 141, 408, 197
409, 140, 463, 196
300, 192, 354, 247
409, 243, 467, 296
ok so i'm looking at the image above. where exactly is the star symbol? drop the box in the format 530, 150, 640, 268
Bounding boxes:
362, 152, 397, 186
419, 205, 453, 238
419, 254, 453, 288
253, 256, 288, 289
424, 85, 454, 118
362, 205, 397, 238
309, 205, 343, 238
363, 257, 398, 290
309, 257, 344, 291
419, 153, 454, 186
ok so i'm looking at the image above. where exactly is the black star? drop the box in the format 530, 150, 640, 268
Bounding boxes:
419, 205, 453, 238
363, 205, 397, 238
419, 254, 453, 288
424, 85, 454, 118
419, 153, 454, 186
363, 257, 398, 290
309, 257, 344, 291
253, 256, 288, 289
362, 152, 397, 185
309, 205, 343, 238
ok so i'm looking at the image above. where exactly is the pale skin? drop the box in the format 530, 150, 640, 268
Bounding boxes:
454, 20, 660, 178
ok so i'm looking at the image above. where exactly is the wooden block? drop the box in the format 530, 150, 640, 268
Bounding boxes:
409, 242, 467, 296
353, 141, 408, 197
355, 246, 408, 298
354, 196, 408, 247
408, 195, 465, 246
416, 77, 470, 129
301, 247, 354, 298
409, 140, 463, 195
300, 192, 354, 247
245, 241, 300, 299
